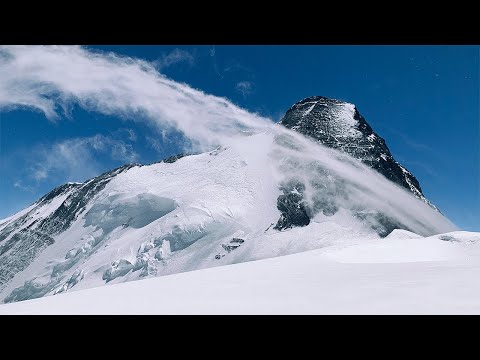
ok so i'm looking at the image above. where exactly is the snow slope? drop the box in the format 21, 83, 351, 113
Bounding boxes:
1, 230, 479, 315
0, 129, 456, 304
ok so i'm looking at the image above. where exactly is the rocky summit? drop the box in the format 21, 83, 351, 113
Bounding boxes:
279, 96, 437, 210
271, 96, 439, 233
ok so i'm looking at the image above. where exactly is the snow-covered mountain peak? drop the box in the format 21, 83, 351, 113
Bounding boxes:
0, 97, 457, 304
280, 95, 435, 209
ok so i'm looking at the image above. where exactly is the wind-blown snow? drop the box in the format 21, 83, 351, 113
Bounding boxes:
0, 45, 271, 150
1, 230, 479, 314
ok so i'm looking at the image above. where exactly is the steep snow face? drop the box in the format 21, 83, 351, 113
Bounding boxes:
280, 96, 431, 209
0, 129, 456, 304
0, 166, 133, 292
0, 183, 81, 289
84, 194, 177, 232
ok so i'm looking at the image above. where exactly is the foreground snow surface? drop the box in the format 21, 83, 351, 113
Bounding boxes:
1, 230, 479, 315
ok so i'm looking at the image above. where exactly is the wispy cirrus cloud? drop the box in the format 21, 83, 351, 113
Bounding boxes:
224, 61, 253, 74
209, 45, 224, 79
235, 81, 254, 98
33, 169, 48, 181
121, 128, 137, 142
145, 135, 163, 153
402, 160, 439, 178
400, 135, 432, 152
13, 180, 35, 193
223, 59, 255, 97
386, 128, 433, 153
27, 134, 138, 185
154, 48, 194, 70
146, 129, 191, 156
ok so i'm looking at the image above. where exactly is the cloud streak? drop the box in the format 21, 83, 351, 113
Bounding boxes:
387, 128, 433, 153
0, 45, 269, 151
154, 48, 194, 70
13, 180, 35, 193
145, 135, 163, 153
236, 81, 254, 98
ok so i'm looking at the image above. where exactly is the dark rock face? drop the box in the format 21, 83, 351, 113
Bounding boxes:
0, 164, 136, 290
280, 96, 429, 202
221, 238, 245, 252
37, 164, 137, 235
352, 210, 412, 238
0, 230, 55, 288
161, 153, 191, 164
274, 95, 438, 235
274, 181, 311, 230
148, 153, 193, 165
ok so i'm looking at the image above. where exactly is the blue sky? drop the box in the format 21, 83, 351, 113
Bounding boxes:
0, 45, 478, 230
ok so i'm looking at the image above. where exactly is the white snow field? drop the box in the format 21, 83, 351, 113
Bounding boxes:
1, 230, 479, 315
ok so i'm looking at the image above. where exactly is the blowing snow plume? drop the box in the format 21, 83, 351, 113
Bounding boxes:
0, 45, 456, 237
0, 45, 270, 150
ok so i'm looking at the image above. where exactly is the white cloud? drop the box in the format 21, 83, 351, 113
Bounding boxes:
235, 81, 254, 97
0, 45, 270, 152
33, 169, 48, 181
154, 48, 194, 70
